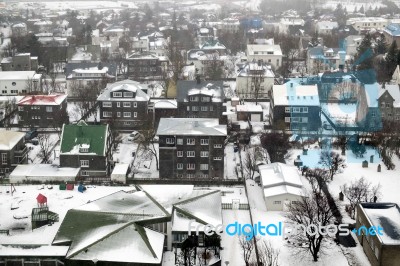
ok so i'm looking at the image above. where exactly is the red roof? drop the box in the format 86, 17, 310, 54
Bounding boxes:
18, 95, 67, 106
36, 193, 47, 204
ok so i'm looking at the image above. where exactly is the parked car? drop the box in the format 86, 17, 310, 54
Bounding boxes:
25, 129, 38, 141
30, 138, 39, 145
127, 131, 143, 142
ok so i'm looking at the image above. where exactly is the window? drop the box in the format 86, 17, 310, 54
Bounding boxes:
214, 144, 222, 148
285, 117, 290, 122
117, 112, 121, 117
177, 151, 183, 157
2, 90, 6, 94
166, 138, 175, 144
103, 111, 112, 117
124, 92, 133, 97
187, 173, 195, 178
187, 138, 195, 145
375, 246, 379, 259
201, 97, 209, 102
386, 103, 391, 108
285, 107, 290, 113
12, 82, 16, 86
200, 164, 208, 170
1, 154, 7, 165
177, 138, 183, 145
187, 151, 195, 157
46, 106, 52, 112
177, 163, 183, 170
201, 139, 209, 145
190, 96, 198, 102
381, 102, 385, 108
123, 121, 131, 126
187, 106, 190, 111
303, 107, 308, 113
123, 112, 131, 117
81, 170, 89, 176
134, 112, 137, 118
18, 106, 24, 111
200, 151, 209, 157
201, 106, 208, 111
187, 163, 195, 170
103, 102, 112, 107
113, 92, 122, 97
273, 201, 282, 205
213, 157, 222, 160
117, 102, 121, 107
80, 160, 89, 168
133, 102, 137, 108
192, 106, 199, 111
123, 102, 131, 108
210, 106, 214, 111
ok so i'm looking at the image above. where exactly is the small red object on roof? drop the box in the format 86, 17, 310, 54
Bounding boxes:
36, 193, 47, 205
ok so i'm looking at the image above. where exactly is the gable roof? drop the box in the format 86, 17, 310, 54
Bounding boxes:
97, 80, 150, 102
65, 62, 117, 78
0, 130, 25, 150
60, 121, 108, 156
378, 84, 400, 107
272, 82, 320, 106
176, 80, 224, 102
156, 118, 227, 136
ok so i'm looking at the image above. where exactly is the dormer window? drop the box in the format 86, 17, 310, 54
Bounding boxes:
190, 96, 199, 102
124, 92, 133, 97
113, 92, 122, 97
79, 144, 90, 153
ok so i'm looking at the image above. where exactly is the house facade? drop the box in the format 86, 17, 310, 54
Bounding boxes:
0, 131, 28, 177
97, 80, 150, 129
156, 118, 227, 179
18, 95, 68, 128
307, 47, 347, 74
356, 203, 400, 266
176, 80, 225, 123
1, 53, 38, 71
0, 71, 42, 96
126, 51, 168, 79
236, 61, 275, 99
246, 44, 283, 69
59, 121, 112, 179
270, 82, 321, 131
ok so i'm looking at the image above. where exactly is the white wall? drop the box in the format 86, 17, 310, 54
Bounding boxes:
10, 175, 76, 184
265, 194, 304, 211
236, 76, 274, 98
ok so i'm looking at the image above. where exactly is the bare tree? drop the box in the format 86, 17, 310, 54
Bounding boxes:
318, 150, 346, 180
286, 190, 336, 262
303, 168, 330, 194
341, 177, 382, 219
204, 53, 224, 80
2, 97, 17, 129
257, 238, 280, 266
239, 235, 255, 266
25, 77, 40, 94
138, 119, 159, 170
37, 134, 55, 164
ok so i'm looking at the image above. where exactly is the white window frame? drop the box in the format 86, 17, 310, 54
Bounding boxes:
81, 170, 89, 176
117, 102, 121, 107
192, 106, 199, 111
123, 102, 131, 108
103, 102, 112, 108
273, 201, 281, 205
133, 102, 137, 108
200, 164, 209, 170
177, 163, 183, 170
1, 153, 7, 165
214, 144, 222, 148
177, 138, 183, 145
200, 151, 209, 157
200, 139, 209, 145
124, 92, 133, 97
166, 138, 175, 144
187, 151, 195, 157
117, 112, 121, 117
123, 112, 131, 118
46, 106, 53, 112
187, 138, 195, 145
285, 117, 290, 122
113, 92, 122, 97
177, 151, 183, 157
103, 111, 112, 117
80, 160, 89, 168
201, 106, 208, 111
213, 157, 222, 160
285, 107, 290, 113
187, 163, 195, 170
134, 112, 137, 118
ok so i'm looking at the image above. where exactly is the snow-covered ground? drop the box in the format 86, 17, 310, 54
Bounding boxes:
0, 185, 135, 245
27, 133, 60, 164
225, 143, 240, 179
322, 103, 358, 127
322, 1, 386, 12
15, 1, 139, 11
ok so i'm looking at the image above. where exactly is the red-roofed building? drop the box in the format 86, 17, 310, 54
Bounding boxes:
18, 95, 68, 128
36, 193, 47, 207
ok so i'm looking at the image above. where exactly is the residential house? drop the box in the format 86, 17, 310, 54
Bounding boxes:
270, 82, 321, 131
17, 94, 68, 128
9, 164, 80, 183
383, 23, 400, 47
236, 61, 275, 99
195, 27, 216, 47
315, 21, 339, 35
59, 121, 112, 179
0, 71, 42, 96
200, 39, 227, 55
307, 46, 348, 74
11, 22, 27, 36
1, 53, 38, 71
236, 103, 263, 122
156, 118, 227, 179
344, 35, 364, 57
204, 18, 241, 34
259, 163, 305, 211
148, 99, 178, 128
278, 18, 305, 34
126, 51, 168, 79
65, 62, 117, 97
103, 24, 126, 38
132, 31, 168, 57
97, 80, 150, 129
246, 43, 283, 69
0, 130, 28, 177
186, 49, 225, 77
347, 17, 388, 34
356, 203, 400, 266
176, 79, 225, 123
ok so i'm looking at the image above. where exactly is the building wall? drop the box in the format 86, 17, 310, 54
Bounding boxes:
0, 78, 41, 96
10, 174, 77, 183
18, 101, 68, 128
236, 76, 274, 99
0, 138, 27, 176
265, 194, 303, 211
127, 59, 163, 78
99, 100, 149, 128
177, 101, 224, 122
158, 135, 225, 179
246, 54, 282, 69
60, 155, 108, 178
271, 105, 321, 131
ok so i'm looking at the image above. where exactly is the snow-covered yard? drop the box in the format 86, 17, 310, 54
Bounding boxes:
27, 133, 60, 164
225, 143, 240, 179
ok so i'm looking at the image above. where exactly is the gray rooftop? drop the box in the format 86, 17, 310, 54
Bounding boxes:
176, 80, 225, 102
156, 118, 227, 136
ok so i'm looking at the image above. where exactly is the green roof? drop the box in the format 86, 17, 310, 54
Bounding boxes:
60, 121, 108, 156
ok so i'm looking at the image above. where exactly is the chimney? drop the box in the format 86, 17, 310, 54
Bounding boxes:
382, 82, 386, 89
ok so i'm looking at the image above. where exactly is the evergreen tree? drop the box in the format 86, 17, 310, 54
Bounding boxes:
355, 33, 373, 70
375, 34, 387, 55
359, 5, 365, 14
386, 40, 398, 76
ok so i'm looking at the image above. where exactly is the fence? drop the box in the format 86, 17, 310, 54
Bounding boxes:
127, 178, 243, 186
221, 203, 250, 210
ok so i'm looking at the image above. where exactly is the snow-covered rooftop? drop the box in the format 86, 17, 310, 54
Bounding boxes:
10, 164, 80, 179
272, 83, 320, 106
0, 71, 40, 80
156, 118, 227, 136
247, 44, 283, 56
236, 104, 263, 113
0, 130, 25, 150
18, 95, 67, 106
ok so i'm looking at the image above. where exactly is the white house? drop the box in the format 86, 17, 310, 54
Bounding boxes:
346, 17, 388, 34
9, 164, 80, 183
259, 163, 305, 211
0, 71, 42, 96
344, 35, 363, 57
316, 21, 339, 35
246, 44, 283, 69
236, 61, 275, 99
